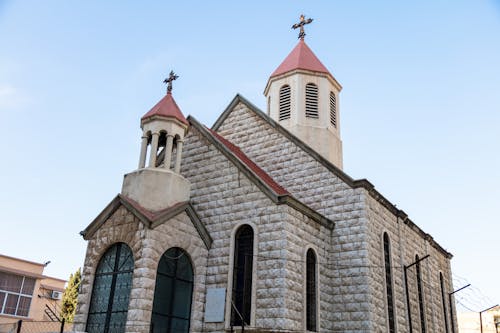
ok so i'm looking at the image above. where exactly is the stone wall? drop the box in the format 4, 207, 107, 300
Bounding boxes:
214, 100, 454, 332
181, 125, 338, 332
361, 165, 454, 333
215, 102, 371, 332
74, 206, 209, 333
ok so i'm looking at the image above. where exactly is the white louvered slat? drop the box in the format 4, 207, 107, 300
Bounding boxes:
305, 83, 318, 118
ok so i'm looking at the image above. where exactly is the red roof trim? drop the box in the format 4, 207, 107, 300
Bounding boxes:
120, 195, 187, 221
207, 128, 289, 196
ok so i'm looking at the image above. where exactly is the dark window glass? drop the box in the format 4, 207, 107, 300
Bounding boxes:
86, 243, 134, 333
231, 225, 254, 326
440, 273, 449, 333
0, 272, 23, 293
21, 278, 35, 295
0, 273, 33, 317
306, 249, 317, 331
416, 255, 426, 333
384, 233, 396, 333
151, 247, 193, 333
16, 296, 31, 317
4, 294, 18, 315
0, 292, 5, 312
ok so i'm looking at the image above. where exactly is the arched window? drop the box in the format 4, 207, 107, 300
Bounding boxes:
231, 225, 254, 326
416, 255, 426, 333
279, 85, 291, 121
329, 91, 337, 128
305, 83, 319, 118
440, 273, 449, 333
383, 233, 395, 333
86, 243, 134, 333
151, 247, 194, 333
306, 249, 317, 332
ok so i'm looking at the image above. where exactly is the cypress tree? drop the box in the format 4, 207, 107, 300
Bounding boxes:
61, 268, 81, 323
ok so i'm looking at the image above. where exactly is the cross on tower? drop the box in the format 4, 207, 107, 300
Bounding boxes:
292, 14, 313, 40
163, 70, 179, 93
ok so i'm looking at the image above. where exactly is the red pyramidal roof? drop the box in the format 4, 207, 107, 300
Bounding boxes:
141, 92, 188, 125
270, 39, 331, 78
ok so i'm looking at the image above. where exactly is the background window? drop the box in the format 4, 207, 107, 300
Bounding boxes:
0, 271, 35, 317
86, 243, 134, 333
383, 233, 395, 333
306, 249, 317, 331
416, 255, 426, 333
151, 247, 194, 333
231, 225, 254, 327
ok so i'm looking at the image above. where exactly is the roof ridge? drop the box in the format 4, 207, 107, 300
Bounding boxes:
210, 94, 452, 258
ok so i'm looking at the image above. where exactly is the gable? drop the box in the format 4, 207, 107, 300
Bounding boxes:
80, 195, 212, 249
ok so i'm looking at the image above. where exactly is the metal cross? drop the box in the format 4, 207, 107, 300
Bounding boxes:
163, 70, 179, 93
292, 14, 313, 40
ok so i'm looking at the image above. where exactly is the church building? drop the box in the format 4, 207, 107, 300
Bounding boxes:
74, 16, 456, 333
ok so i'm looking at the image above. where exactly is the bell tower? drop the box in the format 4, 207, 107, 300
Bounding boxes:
122, 71, 190, 211
264, 15, 343, 169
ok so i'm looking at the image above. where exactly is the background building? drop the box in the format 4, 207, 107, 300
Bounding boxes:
0, 254, 66, 325
458, 308, 500, 333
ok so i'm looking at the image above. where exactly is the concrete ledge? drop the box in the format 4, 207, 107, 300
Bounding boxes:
122, 168, 190, 211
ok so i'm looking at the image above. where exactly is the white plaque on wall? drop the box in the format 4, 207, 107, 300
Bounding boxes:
204, 288, 226, 322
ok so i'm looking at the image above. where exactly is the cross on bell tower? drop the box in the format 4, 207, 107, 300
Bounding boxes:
122, 70, 191, 211
163, 70, 179, 93
265, 15, 344, 169
292, 14, 313, 40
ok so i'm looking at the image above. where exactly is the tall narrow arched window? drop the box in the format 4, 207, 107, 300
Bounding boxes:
440, 273, 449, 333
279, 85, 291, 121
231, 225, 254, 326
86, 243, 134, 333
329, 91, 337, 128
416, 255, 426, 333
151, 247, 193, 333
306, 249, 317, 332
383, 233, 396, 333
305, 83, 319, 118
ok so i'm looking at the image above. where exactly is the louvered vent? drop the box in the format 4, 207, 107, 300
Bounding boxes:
279, 85, 291, 121
305, 83, 319, 118
330, 91, 337, 127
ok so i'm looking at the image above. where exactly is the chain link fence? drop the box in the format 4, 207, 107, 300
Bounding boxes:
0, 320, 73, 333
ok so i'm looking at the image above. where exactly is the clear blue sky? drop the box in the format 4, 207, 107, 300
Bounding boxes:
1, 1, 499, 311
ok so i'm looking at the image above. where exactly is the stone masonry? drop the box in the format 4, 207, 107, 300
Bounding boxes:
214, 98, 454, 332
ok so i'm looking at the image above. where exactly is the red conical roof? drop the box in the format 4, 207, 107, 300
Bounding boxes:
141, 92, 188, 125
270, 39, 331, 77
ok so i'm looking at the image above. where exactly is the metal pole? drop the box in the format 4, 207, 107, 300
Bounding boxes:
60, 318, 65, 333
16, 320, 22, 333
480, 312, 483, 333
480, 305, 499, 333
448, 284, 471, 333
404, 254, 430, 333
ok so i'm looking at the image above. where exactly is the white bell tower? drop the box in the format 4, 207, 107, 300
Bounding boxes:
122, 71, 190, 211
264, 16, 343, 169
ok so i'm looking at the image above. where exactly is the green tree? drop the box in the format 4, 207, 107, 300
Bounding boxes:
60, 268, 81, 323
